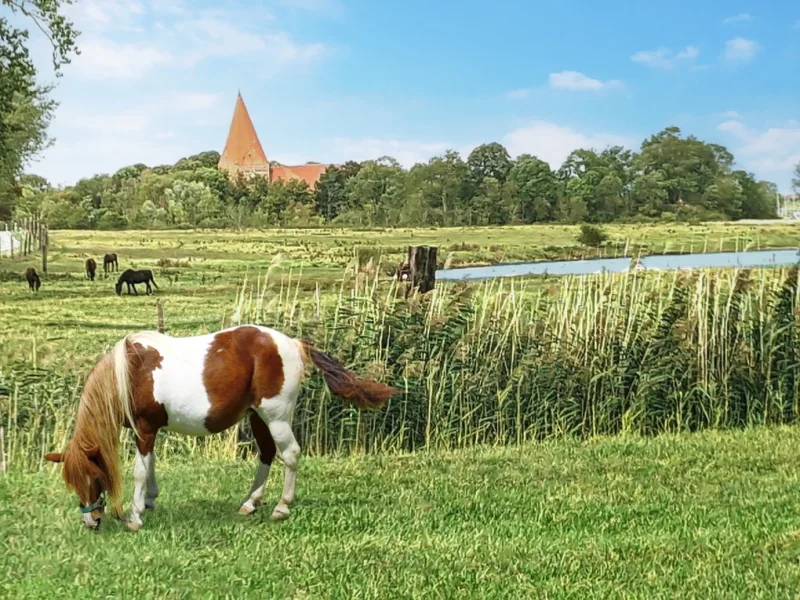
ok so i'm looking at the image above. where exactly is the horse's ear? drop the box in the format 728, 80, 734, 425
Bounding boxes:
45, 452, 65, 463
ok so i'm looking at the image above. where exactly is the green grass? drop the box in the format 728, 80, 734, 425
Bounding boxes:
2, 426, 800, 598
0, 221, 797, 374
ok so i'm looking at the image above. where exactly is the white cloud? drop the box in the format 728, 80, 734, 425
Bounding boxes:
718, 110, 741, 119
327, 139, 454, 168
724, 37, 760, 61
723, 13, 752, 24
177, 19, 329, 72
548, 71, 623, 91
275, 0, 341, 14
631, 45, 699, 69
66, 0, 145, 28
72, 37, 173, 79
503, 121, 634, 169
716, 119, 800, 190
38, 138, 191, 184
168, 93, 222, 112
60, 2, 330, 80
506, 89, 531, 100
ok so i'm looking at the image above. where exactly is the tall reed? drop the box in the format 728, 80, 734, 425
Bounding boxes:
1, 265, 798, 471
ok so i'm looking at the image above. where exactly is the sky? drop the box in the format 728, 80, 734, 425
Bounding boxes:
9, 0, 800, 192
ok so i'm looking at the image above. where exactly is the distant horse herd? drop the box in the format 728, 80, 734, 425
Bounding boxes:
24, 251, 159, 297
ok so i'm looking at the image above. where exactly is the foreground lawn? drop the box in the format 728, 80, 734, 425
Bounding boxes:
2, 427, 800, 598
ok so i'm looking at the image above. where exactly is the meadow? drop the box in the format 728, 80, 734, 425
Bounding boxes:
2, 427, 800, 598
0, 222, 799, 597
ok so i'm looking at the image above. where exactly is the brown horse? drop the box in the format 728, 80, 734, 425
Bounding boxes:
45, 325, 398, 531
86, 258, 97, 281
25, 267, 41, 291
103, 253, 118, 273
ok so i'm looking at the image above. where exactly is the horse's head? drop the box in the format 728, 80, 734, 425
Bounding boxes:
115, 279, 123, 295
46, 446, 110, 529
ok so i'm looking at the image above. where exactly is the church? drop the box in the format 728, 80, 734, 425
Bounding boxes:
217, 93, 329, 188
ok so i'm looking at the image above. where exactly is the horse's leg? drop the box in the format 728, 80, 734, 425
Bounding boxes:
145, 445, 159, 510
128, 432, 156, 531
254, 404, 301, 521
238, 412, 277, 515
145, 281, 152, 295
132, 283, 138, 295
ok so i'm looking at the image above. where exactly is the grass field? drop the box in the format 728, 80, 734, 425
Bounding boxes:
1, 222, 798, 372
1, 223, 799, 597
2, 427, 800, 598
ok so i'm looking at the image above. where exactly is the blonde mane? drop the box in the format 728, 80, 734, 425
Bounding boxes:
61, 335, 139, 518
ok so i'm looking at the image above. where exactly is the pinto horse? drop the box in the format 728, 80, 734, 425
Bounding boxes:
103, 253, 118, 273
45, 325, 398, 531
86, 258, 97, 281
115, 269, 158, 295
25, 267, 41, 291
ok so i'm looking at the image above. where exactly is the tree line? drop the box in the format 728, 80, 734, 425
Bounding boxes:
1, 3, 791, 229
5, 127, 788, 229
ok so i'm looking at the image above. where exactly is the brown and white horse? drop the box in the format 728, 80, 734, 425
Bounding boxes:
45, 325, 398, 531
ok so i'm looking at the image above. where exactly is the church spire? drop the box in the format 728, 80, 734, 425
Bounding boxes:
217, 93, 269, 176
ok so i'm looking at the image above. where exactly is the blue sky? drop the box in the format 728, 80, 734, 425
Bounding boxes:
12, 0, 800, 191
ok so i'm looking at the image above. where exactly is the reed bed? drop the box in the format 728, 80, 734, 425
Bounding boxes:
1, 264, 798, 472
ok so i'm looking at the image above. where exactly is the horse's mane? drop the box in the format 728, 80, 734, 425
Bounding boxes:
61, 336, 138, 518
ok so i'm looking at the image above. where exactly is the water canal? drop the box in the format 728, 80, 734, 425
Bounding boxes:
436, 248, 800, 281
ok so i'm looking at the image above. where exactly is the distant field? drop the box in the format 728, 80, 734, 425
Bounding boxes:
2, 426, 800, 598
0, 221, 797, 374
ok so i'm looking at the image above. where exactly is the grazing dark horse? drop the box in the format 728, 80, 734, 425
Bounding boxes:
115, 269, 159, 295
103, 253, 118, 273
25, 267, 41, 291
45, 325, 399, 530
86, 258, 97, 281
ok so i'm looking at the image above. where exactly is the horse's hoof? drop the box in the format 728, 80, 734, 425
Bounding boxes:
145, 501, 156, 510
270, 504, 290, 521
238, 500, 261, 516
126, 519, 142, 532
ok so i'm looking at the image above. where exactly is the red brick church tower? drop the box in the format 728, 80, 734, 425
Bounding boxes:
217, 92, 328, 188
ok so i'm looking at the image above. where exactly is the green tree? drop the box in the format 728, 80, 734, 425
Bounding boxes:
507, 155, 559, 222
407, 151, 469, 226
344, 157, 406, 226
0, 0, 79, 217
792, 162, 800, 194
315, 163, 361, 222
467, 143, 512, 184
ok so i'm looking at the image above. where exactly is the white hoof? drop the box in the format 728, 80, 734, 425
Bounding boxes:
270, 503, 291, 521
126, 516, 143, 532
238, 500, 261, 516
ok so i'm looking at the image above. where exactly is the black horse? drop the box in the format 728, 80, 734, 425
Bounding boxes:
103, 253, 118, 273
115, 269, 159, 296
85, 258, 97, 281
25, 267, 41, 292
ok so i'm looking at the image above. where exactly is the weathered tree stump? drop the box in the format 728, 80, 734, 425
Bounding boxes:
406, 245, 438, 297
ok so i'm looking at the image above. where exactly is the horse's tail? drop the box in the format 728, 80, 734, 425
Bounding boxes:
112, 335, 139, 440
297, 340, 398, 409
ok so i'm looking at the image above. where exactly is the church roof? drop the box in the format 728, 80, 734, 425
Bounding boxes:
270, 164, 329, 188
218, 93, 268, 172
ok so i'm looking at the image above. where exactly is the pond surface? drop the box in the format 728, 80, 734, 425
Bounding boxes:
436, 248, 800, 281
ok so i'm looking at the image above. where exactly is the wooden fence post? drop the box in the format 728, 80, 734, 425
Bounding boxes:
41, 225, 48, 273
406, 245, 438, 297
156, 300, 165, 334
